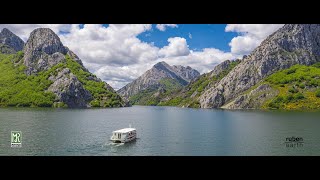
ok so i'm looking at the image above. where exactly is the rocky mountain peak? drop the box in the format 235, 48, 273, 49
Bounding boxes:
23, 28, 82, 75
151, 61, 200, 82
172, 64, 200, 81
118, 61, 200, 99
0, 28, 24, 52
155, 61, 168, 65
199, 24, 320, 108
24, 28, 67, 59
1, 28, 16, 38
153, 61, 171, 70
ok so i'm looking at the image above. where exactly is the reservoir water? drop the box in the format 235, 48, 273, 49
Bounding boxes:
0, 106, 319, 156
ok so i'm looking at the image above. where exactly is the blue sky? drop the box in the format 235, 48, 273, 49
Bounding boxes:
82, 24, 238, 51
0, 24, 284, 89
139, 24, 238, 51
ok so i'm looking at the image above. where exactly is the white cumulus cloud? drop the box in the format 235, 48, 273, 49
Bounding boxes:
60, 24, 158, 67
225, 24, 284, 55
156, 24, 178, 31
159, 37, 190, 58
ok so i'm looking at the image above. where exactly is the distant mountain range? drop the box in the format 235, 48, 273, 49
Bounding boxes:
117, 61, 200, 105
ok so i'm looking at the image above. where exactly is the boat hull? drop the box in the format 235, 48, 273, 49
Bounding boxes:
110, 135, 136, 143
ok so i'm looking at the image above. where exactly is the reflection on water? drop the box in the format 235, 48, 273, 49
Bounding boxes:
0, 106, 320, 156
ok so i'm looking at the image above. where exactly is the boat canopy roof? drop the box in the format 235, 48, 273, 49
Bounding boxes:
113, 128, 136, 133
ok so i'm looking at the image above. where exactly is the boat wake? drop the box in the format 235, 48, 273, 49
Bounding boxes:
104, 142, 125, 147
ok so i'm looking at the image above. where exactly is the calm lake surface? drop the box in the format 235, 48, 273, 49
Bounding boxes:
0, 106, 320, 156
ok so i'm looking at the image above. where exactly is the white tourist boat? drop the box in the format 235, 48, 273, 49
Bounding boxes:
110, 126, 136, 143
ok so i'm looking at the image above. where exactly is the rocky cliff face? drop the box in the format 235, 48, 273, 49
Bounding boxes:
209, 60, 236, 77
221, 84, 278, 109
158, 59, 241, 108
184, 59, 241, 98
48, 68, 92, 108
23, 28, 82, 75
117, 61, 200, 99
20, 28, 94, 107
0, 28, 24, 53
171, 65, 200, 82
0, 27, 125, 108
200, 24, 320, 108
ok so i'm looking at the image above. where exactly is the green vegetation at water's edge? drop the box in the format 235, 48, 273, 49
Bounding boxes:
262, 63, 320, 110
0, 52, 123, 107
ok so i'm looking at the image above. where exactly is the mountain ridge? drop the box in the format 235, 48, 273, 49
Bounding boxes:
199, 24, 320, 108
0, 28, 127, 108
117, 61, 200, 101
